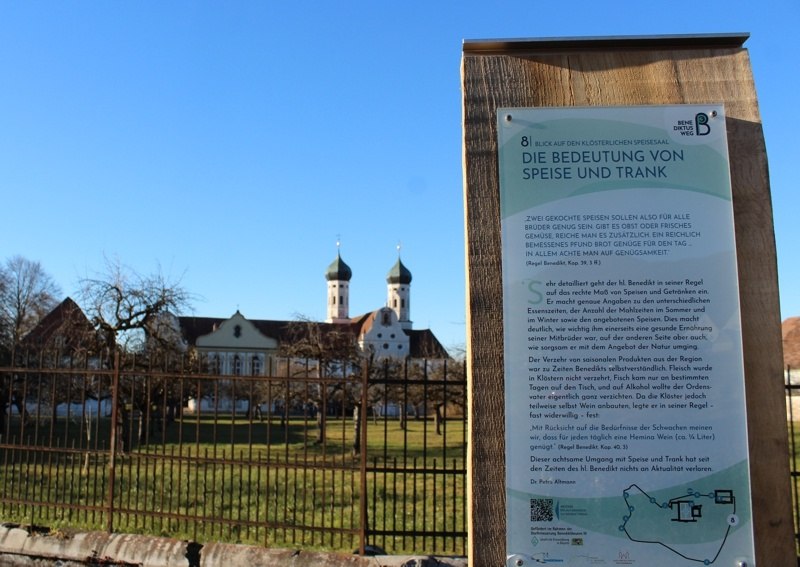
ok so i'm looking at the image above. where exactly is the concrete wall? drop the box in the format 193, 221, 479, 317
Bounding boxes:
0, 524, 467, 567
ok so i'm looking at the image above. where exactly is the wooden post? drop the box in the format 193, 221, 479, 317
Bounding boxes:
462, 34, 792, 566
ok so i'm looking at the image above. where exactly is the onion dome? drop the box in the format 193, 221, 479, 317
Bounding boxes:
325, 253, 352, 281
386, 258, 412, 285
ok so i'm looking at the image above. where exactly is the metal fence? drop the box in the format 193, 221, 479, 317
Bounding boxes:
0, 351, 467, 556
786, 366, 800, 555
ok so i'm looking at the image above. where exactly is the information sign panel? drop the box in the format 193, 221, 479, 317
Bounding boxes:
499, 105, 755, 566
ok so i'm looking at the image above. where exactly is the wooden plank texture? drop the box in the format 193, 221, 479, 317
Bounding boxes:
462, 43, 792, 566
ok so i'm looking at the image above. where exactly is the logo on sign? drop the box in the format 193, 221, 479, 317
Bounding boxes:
695, 112, 711, 136
672, 111, 714, 137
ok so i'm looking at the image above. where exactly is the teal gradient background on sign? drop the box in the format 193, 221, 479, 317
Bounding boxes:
498, 116, 732, 219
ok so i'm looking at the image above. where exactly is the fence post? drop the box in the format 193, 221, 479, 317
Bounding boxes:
358, 362, 369, 555
105, 350, 120, 533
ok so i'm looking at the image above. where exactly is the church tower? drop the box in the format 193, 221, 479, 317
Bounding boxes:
386, 256, 412, 330
325, 248, 352, 323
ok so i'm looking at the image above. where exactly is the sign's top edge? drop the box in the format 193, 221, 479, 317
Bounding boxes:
462, 33, 750, 53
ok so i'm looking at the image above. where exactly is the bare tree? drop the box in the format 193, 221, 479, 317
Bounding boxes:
78, 258, 193, 447
367, 358, 407, 427
0, 255, 61, 355
0, 269, 9, 364
78, 257, 191, 352
0, 256, 61, 421
280, 317, 363, 446
428, 358, 466, 436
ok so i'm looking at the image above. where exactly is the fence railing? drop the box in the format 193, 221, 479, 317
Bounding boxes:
786, 366, 800, 555
784, 367, 800, 557
0, 351, 467, 556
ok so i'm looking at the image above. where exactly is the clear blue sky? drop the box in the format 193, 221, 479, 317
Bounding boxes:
1, 1, 797, 352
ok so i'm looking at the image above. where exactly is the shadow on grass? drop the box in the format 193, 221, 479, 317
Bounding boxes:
0, 414, 466, 463
160, 415, 312, 447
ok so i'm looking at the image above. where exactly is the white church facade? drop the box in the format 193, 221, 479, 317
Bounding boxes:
176, 252, 448, 377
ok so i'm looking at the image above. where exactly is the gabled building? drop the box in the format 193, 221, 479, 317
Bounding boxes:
177, 252, 448, 375
783, 317, 800, 369
20, 296, 98, 355
783, 318, 800, 419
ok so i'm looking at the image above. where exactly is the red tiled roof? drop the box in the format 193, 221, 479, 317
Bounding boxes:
21, 297, 96, 350
405, 328, 449, 358
783, 317, 800, 368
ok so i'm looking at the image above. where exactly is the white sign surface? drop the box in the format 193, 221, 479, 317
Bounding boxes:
498, 106, 754, 566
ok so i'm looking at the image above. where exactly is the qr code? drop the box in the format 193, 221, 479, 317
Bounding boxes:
530, 498, 554, 521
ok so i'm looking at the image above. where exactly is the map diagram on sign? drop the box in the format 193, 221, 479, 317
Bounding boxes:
620, 484, 739, 564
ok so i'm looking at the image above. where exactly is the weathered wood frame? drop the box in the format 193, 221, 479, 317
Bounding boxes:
461, 34, 792, 566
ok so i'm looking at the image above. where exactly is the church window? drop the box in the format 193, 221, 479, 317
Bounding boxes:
233, 355, 242, 376
332, 296, 336, 305
340, 295, 344, 304
383, 343, 389, 350
393, 299, 397, 308
401, 299, 405, 308
234, 325, 242, 338
381, 311, 391, 326
252, 355, 262, 375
